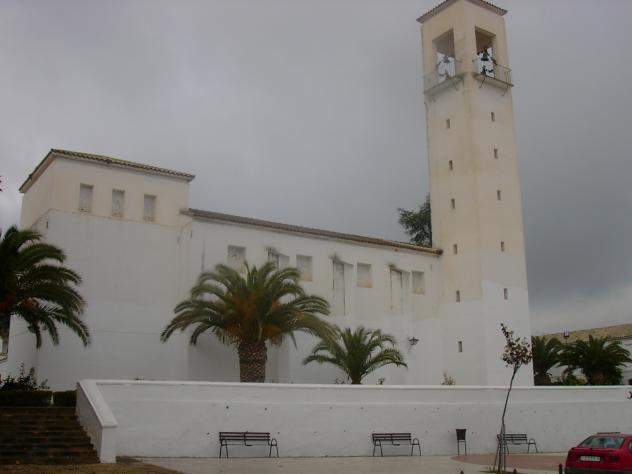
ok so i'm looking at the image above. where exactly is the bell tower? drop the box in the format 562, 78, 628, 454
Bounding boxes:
418, 0, 533, 385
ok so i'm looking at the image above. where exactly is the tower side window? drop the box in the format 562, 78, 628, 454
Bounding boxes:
497, 190, 502, 201
491, 111, 496, 122
451, 198, 456, 210
449, 160, 454, 170
504, 288, 509, 300
412, 271, 426, 295
111, 189, 124, 217
446, 118, 451, 129
501, 241, 506, 252
453, 243, 458, 255
227, 245, 246, 272
78, 184, 93, 213
143, 194, 156, 222
357, 263, 372, 288
456, 290, 461, 302
494, 148, 499, 159
458, 341, 463, 353
297, 255, 313, 281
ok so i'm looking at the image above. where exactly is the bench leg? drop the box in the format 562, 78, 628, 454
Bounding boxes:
219, 442, 228, 459
372, 443, 376, 457
412, 439, 421, 456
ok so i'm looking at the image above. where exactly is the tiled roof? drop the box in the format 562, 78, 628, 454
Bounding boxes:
543, 324, 632, 343
20, 149, 195, 193
417, 0, 507, 23
183, 208, 443, 256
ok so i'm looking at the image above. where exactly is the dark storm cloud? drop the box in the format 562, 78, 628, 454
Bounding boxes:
1, 0, 630, 334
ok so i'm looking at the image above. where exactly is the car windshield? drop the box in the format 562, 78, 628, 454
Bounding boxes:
579, 436, 625, 449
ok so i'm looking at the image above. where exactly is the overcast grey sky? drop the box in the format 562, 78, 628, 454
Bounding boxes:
1, 0, 631, 334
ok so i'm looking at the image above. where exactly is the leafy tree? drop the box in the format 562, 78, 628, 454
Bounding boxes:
494, 323, 532, 474
398, 194, 432, 247
0, 226, 89, 347
531, 336, 562, 385
303, 325, 407, 384
161, 262, 332, 383
561, 335, 631, 385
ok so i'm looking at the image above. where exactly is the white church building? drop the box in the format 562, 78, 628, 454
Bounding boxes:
3, 0, 534, 390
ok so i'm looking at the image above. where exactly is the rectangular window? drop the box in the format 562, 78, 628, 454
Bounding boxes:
451, 198, 456, 210
453, 243, 458, 255
111, 189, 124, 217
412, 271, 426, 295
501, 241, 505, 252
497, 190, 502, 201
504, 288, 509, 300
456, 290, 461, 302
491, 111, 495, 122
446, 118, 451, 129
227, 245, 246, 272
78, 184, 93, 212
449, 160, 453, 170
357, 263, 372, 288
458, 341, 463, 353
143, 194, 156, 222
333, 260, 346, 315
494, 148, 499, 159
390, 268, 404, 314
268, 250, 289, 270
297, 255, 313, 281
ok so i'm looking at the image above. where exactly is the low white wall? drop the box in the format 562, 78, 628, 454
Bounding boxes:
76, 380, 118, 463
81, 380, 632, 461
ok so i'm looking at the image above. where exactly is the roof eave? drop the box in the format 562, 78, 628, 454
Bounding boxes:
182, 208, 443, 256
417, 0, 507, 24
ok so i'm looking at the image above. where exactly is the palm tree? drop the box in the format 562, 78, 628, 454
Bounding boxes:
0, 226, 89, 347
561, 335, 631, 385
161, 262, 332, 382
303, 326, 407, 384
531, 336, 562, 385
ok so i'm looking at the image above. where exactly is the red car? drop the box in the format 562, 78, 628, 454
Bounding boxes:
565, 433, 632, 473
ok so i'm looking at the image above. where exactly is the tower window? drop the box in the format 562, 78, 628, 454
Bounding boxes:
491, 112, 496, 122
449, 160, 453, 170
446, 118, 451, 129
504, 288, 509, 300
458, 341, 463, 353
456, 290, 461, 302
451, 198, 456, 210
497, 190, 502, 201
494, 148, 499, 159
453, 244, 458, 255
501, 241, 505, 252
78, 184, 93, 213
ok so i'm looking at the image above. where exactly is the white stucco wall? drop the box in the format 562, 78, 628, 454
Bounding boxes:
79, 379, 632, 462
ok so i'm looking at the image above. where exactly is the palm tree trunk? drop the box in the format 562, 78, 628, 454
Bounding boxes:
238, 341, 267, 383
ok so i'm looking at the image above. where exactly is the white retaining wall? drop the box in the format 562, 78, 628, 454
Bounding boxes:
77, 379, 632, 463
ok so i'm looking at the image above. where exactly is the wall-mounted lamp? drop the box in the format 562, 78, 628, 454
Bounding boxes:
408, 336, 420, 346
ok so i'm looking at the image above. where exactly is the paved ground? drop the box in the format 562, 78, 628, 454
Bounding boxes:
142, 454, 566, 474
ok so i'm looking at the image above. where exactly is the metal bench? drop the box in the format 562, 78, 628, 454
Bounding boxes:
218, 431, 279, 458
372, 432, 421, 456
497, 433, 538, 453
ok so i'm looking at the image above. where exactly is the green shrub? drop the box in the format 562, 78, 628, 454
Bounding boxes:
0, 390, 53, 406
53, 390, 76, 407
0, 364, 49, 391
